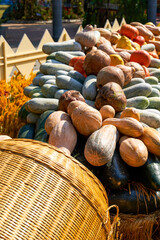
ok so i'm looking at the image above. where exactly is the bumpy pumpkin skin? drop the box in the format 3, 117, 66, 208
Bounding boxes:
58, 90, 85, 112
139, 127, 160, 157
71, 102, 102, 136
84, 125, 118, 166
119, 136, 148, 167
97, 66, 125, 88
48, 120, 77, 155
45, 111, 71, 135
95, 82, 127, 112
83, 49, 111, 76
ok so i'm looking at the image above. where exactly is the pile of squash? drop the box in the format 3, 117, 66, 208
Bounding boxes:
17, 21, 160, 214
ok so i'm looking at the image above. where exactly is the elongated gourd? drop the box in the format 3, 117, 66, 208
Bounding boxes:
82, 75, 97, 100
42, 40, 82, 54
25, 98, 59, 114
138, 109, 160, 129
126, 96, 149, 109
139, 127, 160, 157
41, 84, 58, 98
123, 83, 152, 99
102, 117, 144, 137
40, 62, 73, 75
56, 75, 83, 93
84, 125, 118, 166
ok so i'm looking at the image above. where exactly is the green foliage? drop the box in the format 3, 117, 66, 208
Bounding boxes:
117, 0, 147, 24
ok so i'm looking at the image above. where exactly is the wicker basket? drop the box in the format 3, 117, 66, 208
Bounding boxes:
0, 138, 118, 240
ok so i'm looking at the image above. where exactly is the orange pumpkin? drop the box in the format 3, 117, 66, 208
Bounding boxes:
119, 24, 139, 40
130, 50, 151, 67
133, 35, 145, 46
120, 107, 140, 121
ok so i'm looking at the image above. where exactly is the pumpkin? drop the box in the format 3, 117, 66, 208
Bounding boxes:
116, 36, 134, 50
45, 110, 71, 135
102, 117, 144, 137
135, 26, 154, 42
96, 66, 125, 88
95, 82, 127, 112
58, 90, 85, 112
98, 43, 116, 55
75, 30, 101, 48
116, 64, 134, 86
48, 120, 77, 155
118, 51, 131, 63
94, 28, 111, 41
70, 102, 102, 136
96, 37, 111, 47
110, 32, 121, 45
84, 125, 118, 166
120, 107, 140, 121
119, 136, 148, 167
67, 100, 86, 116
110, 54, 124, 66
139, 127, 160, 157
148, 40, 160, 52
125, 62, 145, 79
83, 49, 111, 76
130, 50, 151, 67
99, 105, 115, 120
133, 36, 145, 46
119, 24, 139, 40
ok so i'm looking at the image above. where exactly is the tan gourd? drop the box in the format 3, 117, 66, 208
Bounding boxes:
119, 136, 148, 167
102, 117, 144, 137
71, 102, 102, 136
48, 120, 77, 155
99, 105, 115, 120
139, 127, 160, 157
45, 111, 71, 135
120, 108, 140, 121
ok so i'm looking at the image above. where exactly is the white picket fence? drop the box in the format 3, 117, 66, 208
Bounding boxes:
0, 18, 126, 81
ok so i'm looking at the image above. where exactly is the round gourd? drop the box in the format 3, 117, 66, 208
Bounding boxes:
67, 100, 86, 116
119, 136, 148, 167
58, 90, 85, 112
83, 49, 111, 76
99, 105, 115, 120
97, 66, 125, 88
71, 102, 102, 136
48, 120, 77, 155
45, 111, 71, 135
95, 82, 127, 112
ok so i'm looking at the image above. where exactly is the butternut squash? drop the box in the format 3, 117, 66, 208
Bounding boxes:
102, 117, 144, 137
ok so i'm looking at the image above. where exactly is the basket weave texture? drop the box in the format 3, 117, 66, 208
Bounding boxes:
0, 139, 113, 240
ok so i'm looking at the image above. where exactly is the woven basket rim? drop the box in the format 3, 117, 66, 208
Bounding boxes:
0, 138, 110, 227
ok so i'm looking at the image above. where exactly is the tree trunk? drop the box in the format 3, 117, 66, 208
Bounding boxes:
147, 0, 157, 25
52, 0, 62, 42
